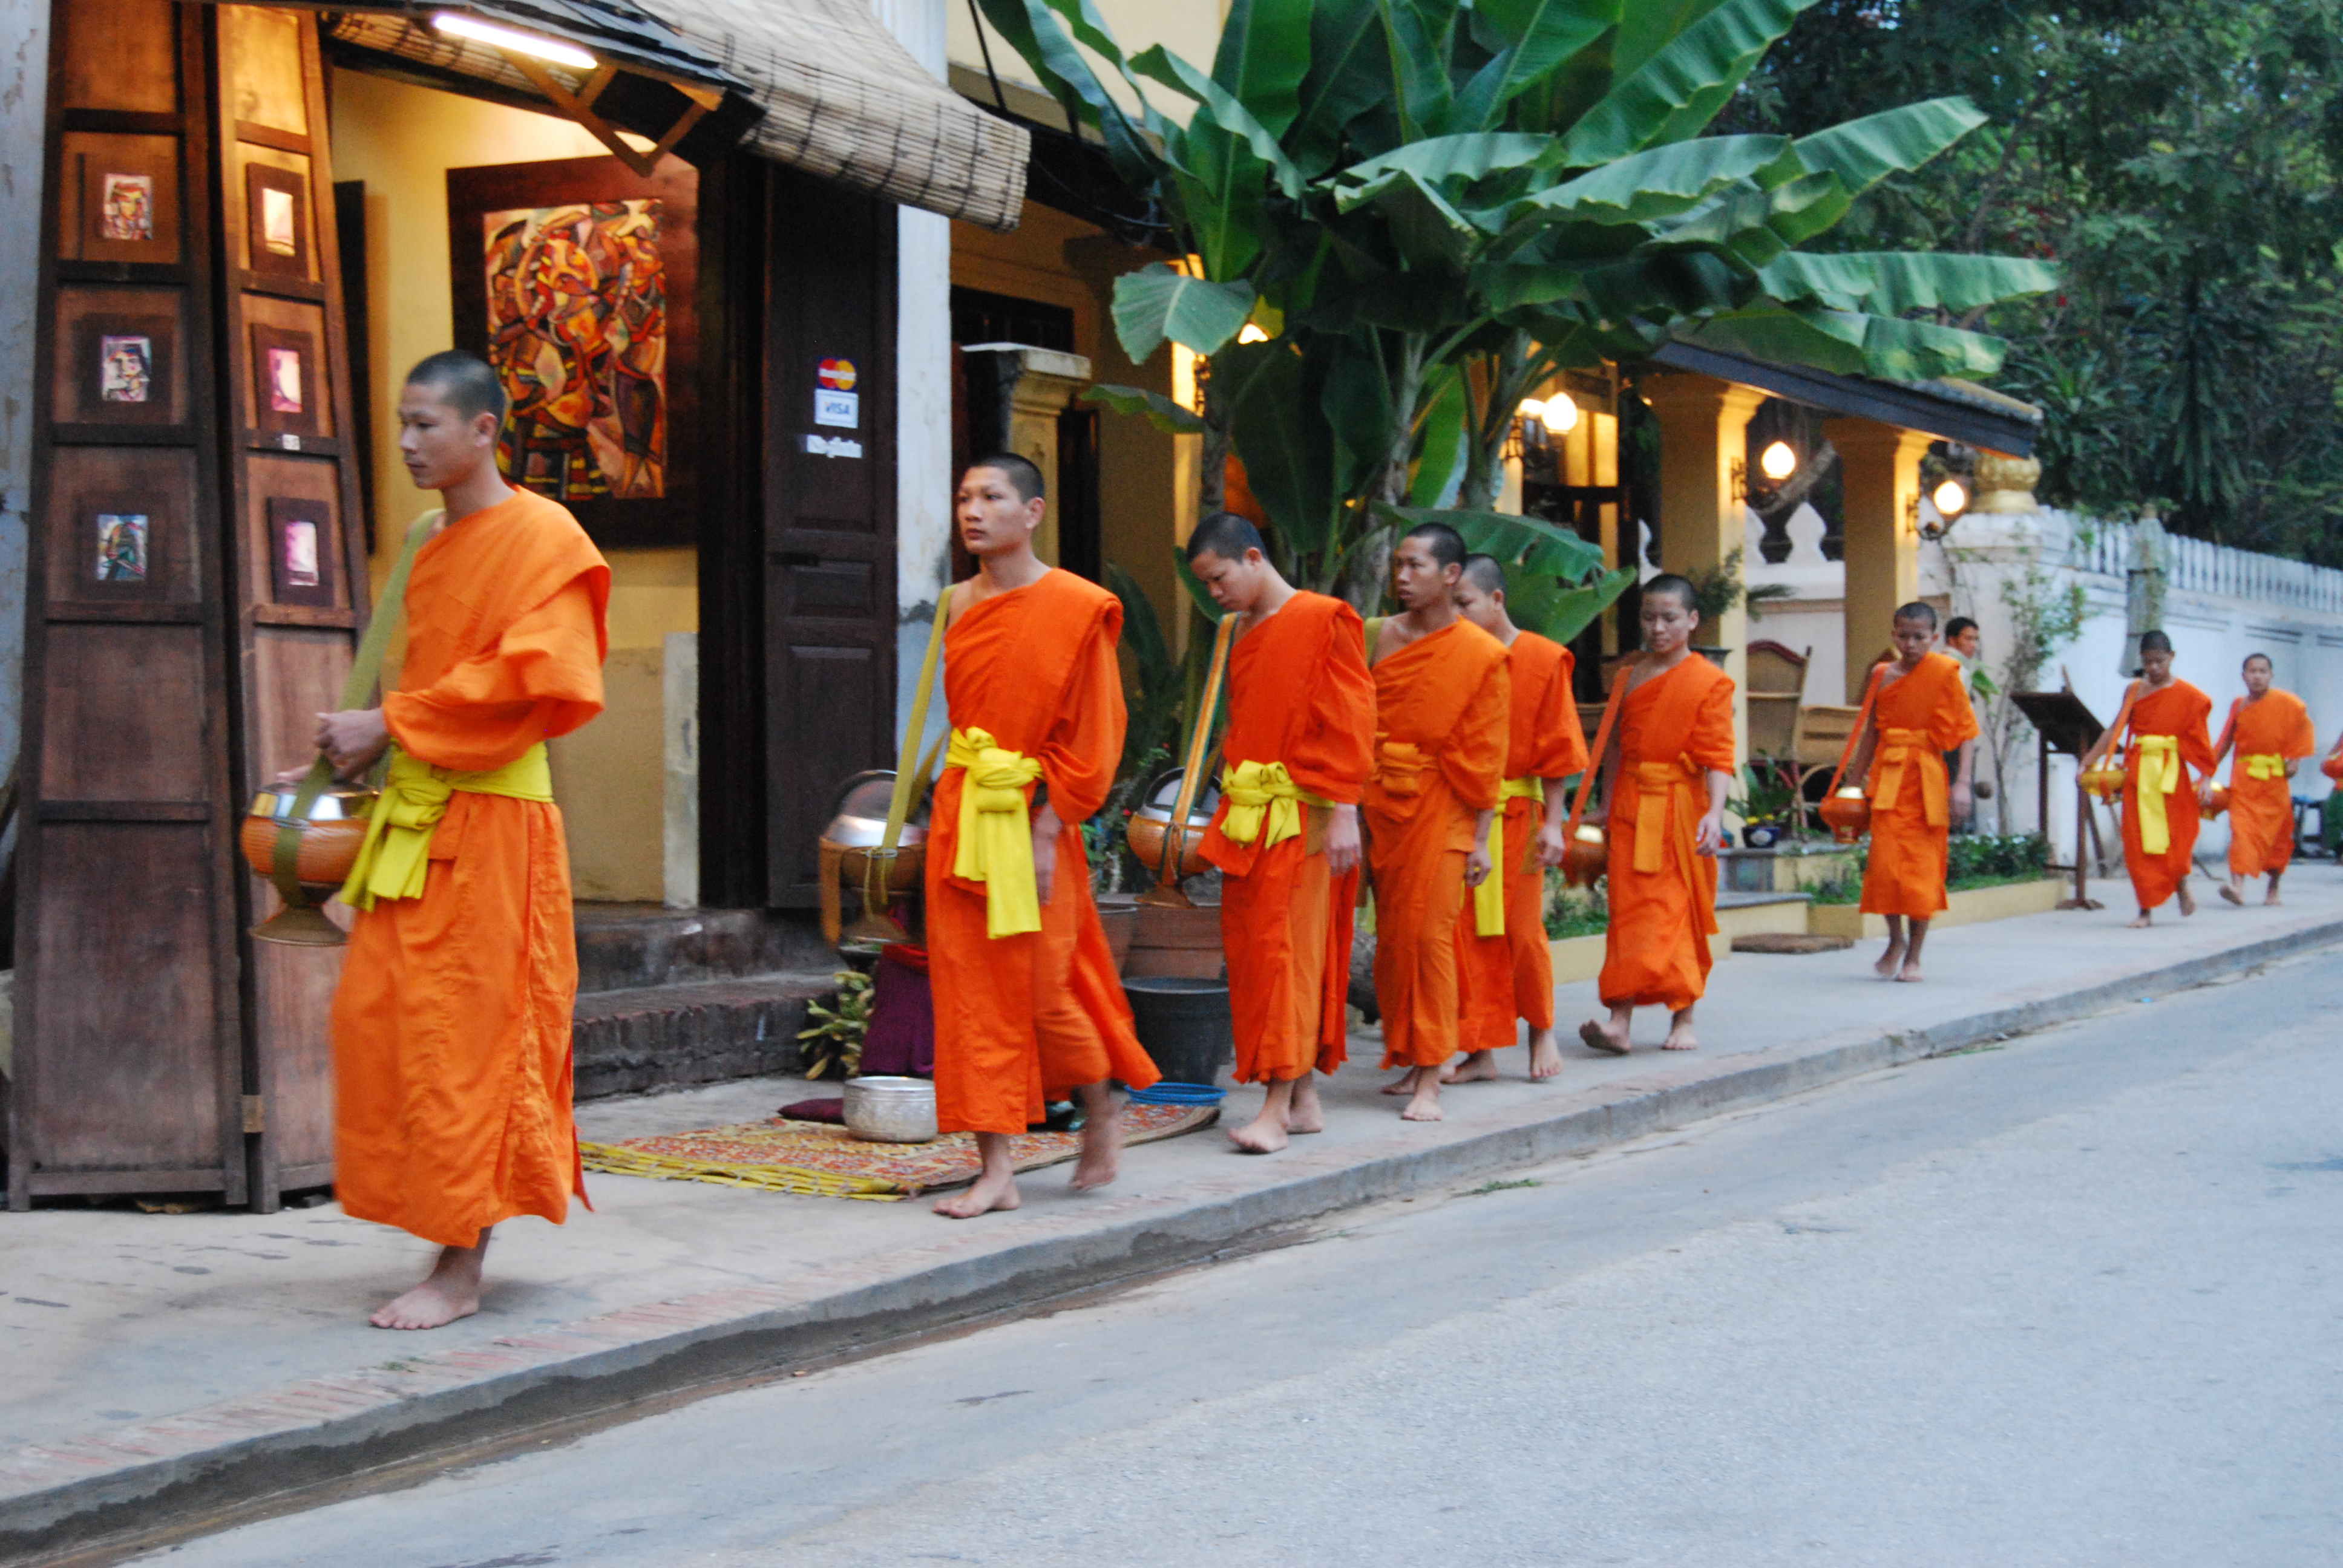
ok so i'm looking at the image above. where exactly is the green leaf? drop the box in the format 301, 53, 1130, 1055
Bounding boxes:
1291, 0, 1391, 175
1211, 0, 1314, 136
1371, 503, 1609, 582
1225, 339, 1341, 554
1524, 134, 1789, 224
1358, 169, 1487, 270
1112, 264, 1258, 362
1682, 305, 2013, 380
1132, 45, 1305, 197
977, 0, 1165, 188
1335, 132, 1556, 198
1785, 97, 1986, 198
1167, 548, 1226, 626
1081, 383, 1206, 435
1107, 560, 1176, 683
1409, 374, 1470, 505
1467, 0, 1623, 122
1763, 252, 2060, 315
1509, 564, 1635, 645
1556, 0, 1819, 165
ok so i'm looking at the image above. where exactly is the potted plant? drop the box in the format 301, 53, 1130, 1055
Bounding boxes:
1728, 764, 1799, 849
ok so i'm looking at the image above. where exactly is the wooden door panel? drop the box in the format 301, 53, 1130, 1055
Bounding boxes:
38, 624, 211, 802
44, 445, 205, 609
767, 639, 882, 899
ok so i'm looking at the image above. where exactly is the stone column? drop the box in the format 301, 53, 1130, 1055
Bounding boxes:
1644, 371, 1767, 758
1825, 417, 1935, 702
959, 342, 1092, 567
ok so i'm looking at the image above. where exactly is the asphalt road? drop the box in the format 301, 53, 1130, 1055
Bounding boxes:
131, 952, 2343, 1567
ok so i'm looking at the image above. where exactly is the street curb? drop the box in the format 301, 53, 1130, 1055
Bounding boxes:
6, 916, 2338, 1563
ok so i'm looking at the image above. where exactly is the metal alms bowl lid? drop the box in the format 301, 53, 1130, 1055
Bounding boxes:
1131, 765, 1222, 826
248, 779, 376, 822
821, 769, 930, 849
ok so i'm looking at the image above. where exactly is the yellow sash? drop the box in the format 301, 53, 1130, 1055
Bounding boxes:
2132, 734, 2183, 854
1472, 776, 1548, 936
2242, 752, 2286, 782
1219, 759, 1333, 851
339, 743, 554, 910
1870, 727, 1950, 826
946, 727, 1046, 938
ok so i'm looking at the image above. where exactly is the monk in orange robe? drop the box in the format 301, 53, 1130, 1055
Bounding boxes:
2082, 629, 2214, 926
318, 353, 609, 1329
1367, 523, 1508, 1123
1188, 514, 1374, 1154
1579, 574, 1734, 1055
2204, 652, 2315, 904
1843, 603, 1978, 982
924, 455, 1159, 1217
1449, 555, 1587, 1082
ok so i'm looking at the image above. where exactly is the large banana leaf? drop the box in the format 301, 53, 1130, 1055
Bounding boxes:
1783, 97, 1986, 198
1518, 134, 1789, 225
1224, 339, 1342, 555
976, 0, 1162, 188
1132, 45, 1305, 198
1555, 0, 1818, 166
1757, 251, 2060, 315
1082, 383, 1206, 435
1211, 0, 1314, 136
1683, 304, 2014, 380
1113, 264, 1257, 363
1335, 133, 1558, 203
1509, 564, 1636, 645
1470, 0, 1626, 124
1290, 0, 1391, 175
1372, 503, 1608, 580
1409, 377, 1472, 506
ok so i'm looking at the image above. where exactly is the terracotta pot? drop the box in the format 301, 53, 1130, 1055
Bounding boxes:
1818, 787, 1872, 844
1561, 822, 1607, 887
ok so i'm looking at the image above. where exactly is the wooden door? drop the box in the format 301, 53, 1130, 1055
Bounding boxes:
7, 0, 246, 1209
209, 5, 369, 1209
760, 166, 897, 908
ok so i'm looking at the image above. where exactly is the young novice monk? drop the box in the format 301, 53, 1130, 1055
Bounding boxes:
1189, 514, 1375, 1154
1367, 523, 1509, 1123
1579, 575, 1734, 1055
322, 351, 609, 1329
924, 455, 1160, 1217
1843, 603, 1978, 982
2081, 629, 2213, 927
2204, 652, 2314, 906
1448, 555, 1588, 1082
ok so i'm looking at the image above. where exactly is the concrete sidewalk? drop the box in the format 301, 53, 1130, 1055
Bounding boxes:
7, 876, 2342, 1560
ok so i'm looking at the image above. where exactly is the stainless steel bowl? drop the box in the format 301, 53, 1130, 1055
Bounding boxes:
842, 1075, 939, 1143
820, 769, 930, 850
1130, 765, 1221, 828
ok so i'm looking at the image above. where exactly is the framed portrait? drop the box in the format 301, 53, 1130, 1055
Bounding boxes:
244, 163, 310, 278
71, 486, 175, 600
64, 133, 182, 265
95, 511, 149, 583
266, 496, 336, 607
249, 324, 320, 437
448, 154, 699, 549
71, 312, 176, 425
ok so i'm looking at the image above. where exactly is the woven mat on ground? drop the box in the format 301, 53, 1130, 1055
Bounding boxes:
580, 1102, 1219, 1201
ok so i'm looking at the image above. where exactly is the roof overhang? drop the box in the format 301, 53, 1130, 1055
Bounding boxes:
1647, 339, 2043, 457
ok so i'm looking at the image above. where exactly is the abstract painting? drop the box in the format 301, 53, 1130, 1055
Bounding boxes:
96, 512, 148, 582
250, 325, 320, 437
267, 497, 336, 607
99, 335, 152, 403
99, 174, 153, 242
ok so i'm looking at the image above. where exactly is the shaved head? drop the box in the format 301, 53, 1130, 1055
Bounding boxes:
1461, 554, 1507, 595
1894, 601, 1938, 629
1642, 573, 1696, 613
1187, 510, 1266, 563
1401, 521, 1466, 569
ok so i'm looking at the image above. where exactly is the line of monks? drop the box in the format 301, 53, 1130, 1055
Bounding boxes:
316, 405, 2335, 1326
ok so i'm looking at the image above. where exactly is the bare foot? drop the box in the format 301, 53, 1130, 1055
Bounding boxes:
932, 1167, 1021, 1218
1069, 1091, 1124, 1191
1660, 1010, 1699, 1051
1380, 1070, 1420, 1096
2265, 891, 2284, 906
1527, 1028, 1563, 1081
1894, 959, 1925, 982
1873, 942, 1907, 979
2177, 884, 2197, 917
370, 1240, 487, 1330
1443, 1051, 1500, 1084
1227, 1108, 1289, 1154
2220, 881, 2244, 906
1401, 1077, 1444, 1122
2125, 911, 2153, 929
1286, 1077, 1326, 1135
1579, 1019, 1629, 1056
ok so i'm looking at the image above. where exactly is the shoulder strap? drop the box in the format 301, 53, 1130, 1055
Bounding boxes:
1564, 655, 1638, 839
270, 510, 441, 911
1826, 662, 1890, 796
2103, 679, 2143, 757
1362, 615, 1386, 665
878, 583, 955, 857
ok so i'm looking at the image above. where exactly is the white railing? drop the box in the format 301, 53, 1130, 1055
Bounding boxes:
2057, 519, 2343, 615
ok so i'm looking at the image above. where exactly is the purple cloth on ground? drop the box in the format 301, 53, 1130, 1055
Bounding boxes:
779, 1098, 845, 1123
857, 947, 935, 1077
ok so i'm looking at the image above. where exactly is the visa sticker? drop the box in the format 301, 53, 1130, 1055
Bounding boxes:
818, 358, 858, 391
815, 389, 860, 428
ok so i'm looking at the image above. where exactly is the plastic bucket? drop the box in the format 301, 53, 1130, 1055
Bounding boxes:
1122, 976, 1233, 1088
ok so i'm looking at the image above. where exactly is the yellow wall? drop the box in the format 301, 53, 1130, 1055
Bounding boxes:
949, 0, 1227, 125
329, 71, 689, 900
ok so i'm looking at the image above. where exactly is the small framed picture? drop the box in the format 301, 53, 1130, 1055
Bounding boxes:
95, 511, 149, 583
243, 163, 310, 278
72, 313, 176, 425
68, 136, 180, 264
250, 324, 320, 436
99, 173, 154, 242
267, 497, 336, 606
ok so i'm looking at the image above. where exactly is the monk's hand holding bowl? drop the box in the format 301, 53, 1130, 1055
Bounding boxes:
315, 707, 390, 778
1324, 803, 1363, 877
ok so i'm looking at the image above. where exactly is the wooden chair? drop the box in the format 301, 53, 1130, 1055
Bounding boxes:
1745, 640, 1808, 764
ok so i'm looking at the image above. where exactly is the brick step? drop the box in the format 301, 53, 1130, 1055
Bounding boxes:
573, 903, 834, 996
571, 971, 840, 1102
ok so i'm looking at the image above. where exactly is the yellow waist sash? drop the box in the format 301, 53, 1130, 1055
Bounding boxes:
2131, 734, 2183, 854
1472, 777, 1550, 936
947, 727, 1045, 939
339, 743, 554, 911
1871, 727, 1949, 827
1219, 759, 1332, 851
2241, 751, 2286, 782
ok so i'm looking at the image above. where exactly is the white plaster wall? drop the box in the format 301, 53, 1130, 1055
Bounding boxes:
949, 0, 1223, 124
0, 1, 46, 814
876, 0, 957, 756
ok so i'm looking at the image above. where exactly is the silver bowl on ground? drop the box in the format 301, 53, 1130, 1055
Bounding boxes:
841, 1076, 939, 1143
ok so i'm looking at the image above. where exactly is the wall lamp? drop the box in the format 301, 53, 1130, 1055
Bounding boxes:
1914, 477, 1968, 541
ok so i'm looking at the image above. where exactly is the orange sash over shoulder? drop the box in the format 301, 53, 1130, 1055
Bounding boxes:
1598, 655, 1734, 1012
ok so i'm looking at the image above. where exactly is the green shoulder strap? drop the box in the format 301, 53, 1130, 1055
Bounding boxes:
1363, 615, 1385, 665
269, 511, 442, 913
878, 583, 953, 859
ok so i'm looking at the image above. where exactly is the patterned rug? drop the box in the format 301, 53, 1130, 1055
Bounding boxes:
580, 1102, 1219, 1201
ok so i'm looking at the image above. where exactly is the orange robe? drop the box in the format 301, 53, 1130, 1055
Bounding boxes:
1599, 655, 1735, 1011
332, 490, 610, 1250
2118, 680, 2215, 909
1457, 633, 1588, 1052
2221, 688, 2314, 878
1858, 652, 1979, 918
1201, 593, 1375, 1083
1366, 621, 1509, 1068
925, 570, 1159, 1134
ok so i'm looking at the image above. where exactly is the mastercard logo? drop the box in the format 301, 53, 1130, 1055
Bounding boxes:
818, 358, 858, 391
